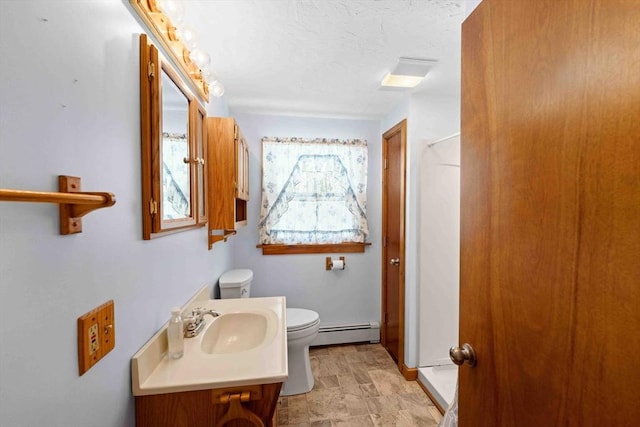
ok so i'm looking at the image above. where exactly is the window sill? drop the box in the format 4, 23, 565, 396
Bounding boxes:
257, 242, 371, 255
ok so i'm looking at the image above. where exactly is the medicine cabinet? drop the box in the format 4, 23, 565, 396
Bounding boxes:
207, 117, 249, 249
139, 34, 207, 239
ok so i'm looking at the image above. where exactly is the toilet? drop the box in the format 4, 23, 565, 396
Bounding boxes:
218, 269, 320, 396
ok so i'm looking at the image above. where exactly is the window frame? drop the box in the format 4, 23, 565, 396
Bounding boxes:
257, 243, 370, 255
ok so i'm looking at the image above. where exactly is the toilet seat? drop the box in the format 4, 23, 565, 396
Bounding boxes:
286, 308, 320, 332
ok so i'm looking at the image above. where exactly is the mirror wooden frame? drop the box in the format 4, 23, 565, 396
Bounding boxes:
139, 34, 207, 239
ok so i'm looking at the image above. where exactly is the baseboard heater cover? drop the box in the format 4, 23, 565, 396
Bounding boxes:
310, 321, 380, 346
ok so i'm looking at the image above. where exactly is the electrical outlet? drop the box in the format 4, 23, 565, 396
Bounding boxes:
88, 323, 99, 354
78, 300, 115, 376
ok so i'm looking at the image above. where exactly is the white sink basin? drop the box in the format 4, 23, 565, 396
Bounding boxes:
200, 311, 274, 354
131, 293, 287, 396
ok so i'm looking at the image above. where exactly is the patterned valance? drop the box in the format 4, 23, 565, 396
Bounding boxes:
259, 137, 368, 245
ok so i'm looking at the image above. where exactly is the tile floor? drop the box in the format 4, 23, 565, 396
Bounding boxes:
276, 343, 442, 426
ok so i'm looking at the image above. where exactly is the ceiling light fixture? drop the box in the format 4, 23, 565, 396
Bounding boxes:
380, 57, 438, 89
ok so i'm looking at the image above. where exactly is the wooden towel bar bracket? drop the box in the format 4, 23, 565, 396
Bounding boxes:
0, 175, 116, 235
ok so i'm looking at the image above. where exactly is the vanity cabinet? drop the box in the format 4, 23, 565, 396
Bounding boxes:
131, 295, 287, 427
207, 117, 249, 249
135, 382, 281, 427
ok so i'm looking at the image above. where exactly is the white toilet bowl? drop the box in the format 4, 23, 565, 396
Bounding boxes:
281, 308, 320, 396
218, 270, 320, 396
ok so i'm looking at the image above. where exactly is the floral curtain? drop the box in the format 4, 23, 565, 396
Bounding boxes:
260, 137, 368, 245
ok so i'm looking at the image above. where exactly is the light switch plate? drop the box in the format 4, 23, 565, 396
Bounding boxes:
77, 300, 115, 376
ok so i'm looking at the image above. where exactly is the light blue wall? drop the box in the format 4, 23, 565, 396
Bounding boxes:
226, 113, 382, 326
0, 2, 232, 426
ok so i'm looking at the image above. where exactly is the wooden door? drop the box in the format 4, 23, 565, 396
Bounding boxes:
234, 127, 246, 200
459, 0, 640, 425
236, 135, 249, 201
381, 120, 406, 366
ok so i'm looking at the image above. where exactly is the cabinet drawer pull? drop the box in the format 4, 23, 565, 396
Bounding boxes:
215, 391, 264, 427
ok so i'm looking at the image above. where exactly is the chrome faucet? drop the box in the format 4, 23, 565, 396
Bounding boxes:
184, 307, 220, 338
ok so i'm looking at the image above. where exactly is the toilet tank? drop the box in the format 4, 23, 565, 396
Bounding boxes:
219, 269, 253, 299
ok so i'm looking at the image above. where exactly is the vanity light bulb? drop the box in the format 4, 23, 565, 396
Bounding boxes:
209, 80, 225, 98
190, 48, 211, 70
158, 0, 185, 25
202, 68, 218, 84
177, 25, 198, 50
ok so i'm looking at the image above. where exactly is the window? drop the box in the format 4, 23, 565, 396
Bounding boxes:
259, 137, 369, 254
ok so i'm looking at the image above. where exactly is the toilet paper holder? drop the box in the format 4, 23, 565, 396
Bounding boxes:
326, 256, 346, 270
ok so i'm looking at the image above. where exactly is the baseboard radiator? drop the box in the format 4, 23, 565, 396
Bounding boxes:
311, 321, 380, 346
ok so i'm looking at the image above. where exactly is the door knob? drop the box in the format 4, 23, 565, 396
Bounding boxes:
449, 343, 477, 367
390, 258, 400, 266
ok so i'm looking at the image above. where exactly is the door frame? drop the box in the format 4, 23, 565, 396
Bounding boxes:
381, 119, 407, 372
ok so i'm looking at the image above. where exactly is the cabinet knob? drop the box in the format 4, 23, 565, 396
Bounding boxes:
183, 157, 205, 165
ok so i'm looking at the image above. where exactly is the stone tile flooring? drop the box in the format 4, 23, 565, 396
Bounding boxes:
276, 343, 442, 426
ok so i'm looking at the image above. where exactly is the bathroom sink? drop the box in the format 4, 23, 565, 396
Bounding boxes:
200, 311, 275, 354
131, 293, 287, 396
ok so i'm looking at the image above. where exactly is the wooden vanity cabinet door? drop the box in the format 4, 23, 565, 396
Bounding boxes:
135, 382, 282, 427
235, 129, 249, 201
136, 389, 215, 427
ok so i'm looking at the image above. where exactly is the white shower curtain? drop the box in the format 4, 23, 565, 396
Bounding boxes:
438, 381, 458, 427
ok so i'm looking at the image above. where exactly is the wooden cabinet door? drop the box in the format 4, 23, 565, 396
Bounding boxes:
459, 0, 640, 425
206, 117, 236, 231
241, 138, 249, 200
235, 133, 249, 201
206, 117, 249, 248
135, 383, 282, 427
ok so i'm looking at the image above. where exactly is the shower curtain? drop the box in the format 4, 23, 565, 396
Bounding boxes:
438, 381, 458, 427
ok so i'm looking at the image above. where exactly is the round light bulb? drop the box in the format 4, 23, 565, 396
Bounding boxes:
209, 80, 225, 98
158, 0, 185, 25
177, 25, 198, 50
190, 48, 211, 70
202, 68, 218, 84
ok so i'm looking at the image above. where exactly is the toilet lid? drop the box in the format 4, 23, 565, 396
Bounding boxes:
286, 308, 320, 332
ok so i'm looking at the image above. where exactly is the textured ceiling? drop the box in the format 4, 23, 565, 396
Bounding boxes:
184, 0, 471, 118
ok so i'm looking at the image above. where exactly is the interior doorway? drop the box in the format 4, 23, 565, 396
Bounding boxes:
381, 119, 407, 370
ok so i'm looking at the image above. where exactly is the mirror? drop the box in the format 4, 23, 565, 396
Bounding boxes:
139, 34, 207, 239
161, 70, 191, 220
